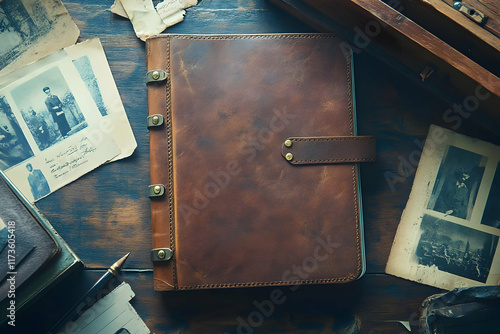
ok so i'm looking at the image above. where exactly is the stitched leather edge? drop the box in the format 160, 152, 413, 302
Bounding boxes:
289, 137, 374, 142
294, 158, 374, 163
176, 275, 359, 290
346, 47, 363, 279
351, 164, 363, 279
165, 36, 178, 290
346, 48, 364, 282
151, 33, 338, 41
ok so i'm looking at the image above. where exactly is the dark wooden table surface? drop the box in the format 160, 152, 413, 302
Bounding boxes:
11, 0, 500, 333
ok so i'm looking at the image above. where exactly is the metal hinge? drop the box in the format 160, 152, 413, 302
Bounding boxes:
453, 1, 487, 25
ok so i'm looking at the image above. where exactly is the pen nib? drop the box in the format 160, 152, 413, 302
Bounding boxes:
110, 252, 130, 275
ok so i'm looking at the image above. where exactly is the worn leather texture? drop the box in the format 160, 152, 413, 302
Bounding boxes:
147, 33, 373, 291
0, 172, 58, 302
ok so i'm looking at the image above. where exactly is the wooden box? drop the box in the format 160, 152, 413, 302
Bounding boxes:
269, 0, 500, 127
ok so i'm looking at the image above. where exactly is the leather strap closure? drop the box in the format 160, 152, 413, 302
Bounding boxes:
281, 136, 376, 165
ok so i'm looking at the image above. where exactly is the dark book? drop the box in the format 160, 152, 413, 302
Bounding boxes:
0, 171, 83, 327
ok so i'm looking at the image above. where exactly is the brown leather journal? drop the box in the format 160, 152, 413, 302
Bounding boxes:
146, 33, 375, 291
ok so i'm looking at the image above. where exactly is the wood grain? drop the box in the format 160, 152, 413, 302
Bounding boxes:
270, 0, 500, 126
386, 0, 500, 77
16, 270, 442, 333
17, 0, 497, 333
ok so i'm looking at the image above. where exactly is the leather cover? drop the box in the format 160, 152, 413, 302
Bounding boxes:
0, 171, 58, 302
147, 33, 375, 291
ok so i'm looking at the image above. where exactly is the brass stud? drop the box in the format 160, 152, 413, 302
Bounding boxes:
285, 153, 293, 161
284, 139, 292, 147
157, 250, 166, 259
152, 70, 160, 80
152, 115, 160, 125
153, 185, 162, 194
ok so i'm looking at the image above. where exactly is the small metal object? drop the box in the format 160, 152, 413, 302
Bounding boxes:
453, 1, 487, 25
147, 114, 164, 128
148, 184, 165, 198
146, 69, 168, 83
151, 248, 173, 262
284, 139, 293, 147
285, 153, 293, 161
158, 250, 166, 259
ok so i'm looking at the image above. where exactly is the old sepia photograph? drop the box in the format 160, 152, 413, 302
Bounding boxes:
416, 215, 498, 283
0, 95, 33, 170
427, 145, 486, 220
0, 59, 122, 202
0, 0, 54, 68
0, 38, 136, 202
482, 164, 500, 229
10, 66, 88, 151
386, 125, 500, 290
0, 0, 79, 76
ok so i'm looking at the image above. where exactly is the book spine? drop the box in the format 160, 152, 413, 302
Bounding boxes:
147, 36, 177, 291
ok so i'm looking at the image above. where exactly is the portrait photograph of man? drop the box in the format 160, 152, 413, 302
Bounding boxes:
25, 162, 50, 200
11, 66, 88, 149
43, 86, 71, 138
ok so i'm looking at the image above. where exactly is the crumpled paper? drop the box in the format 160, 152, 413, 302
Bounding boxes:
110, 0, 198, 41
